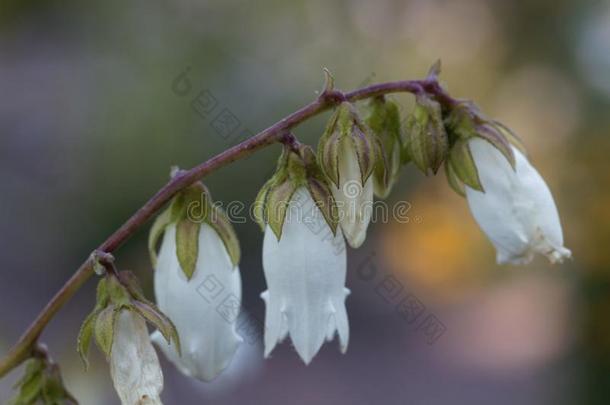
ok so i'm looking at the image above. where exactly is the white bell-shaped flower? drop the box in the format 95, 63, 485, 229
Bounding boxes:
110, 311, 163, 405
152, 223, 242, 381
262, 187, 350, 364
465, 138, 571, 264
333, 139, 374, 248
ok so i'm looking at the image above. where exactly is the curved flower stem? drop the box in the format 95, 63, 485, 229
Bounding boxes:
0, 77, 456, 378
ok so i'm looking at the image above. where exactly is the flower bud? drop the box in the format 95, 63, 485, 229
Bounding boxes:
404, 95, 449, 175
148, 183, 242, 381
10, 353, 77, 405
318, 102, 376, 248
365, 97, 403, 198
77, 271, 178, 404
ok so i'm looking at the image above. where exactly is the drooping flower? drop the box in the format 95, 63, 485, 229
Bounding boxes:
262, 187, 349, 364
77, 269, 177, 405
110, 311, 164, 405
318, 102, 377, 248
440, 99, 571, 265
152, 222, 242, 381
463, 137, 571, 264
148, 181, 242, 381
255, 144, 348, 364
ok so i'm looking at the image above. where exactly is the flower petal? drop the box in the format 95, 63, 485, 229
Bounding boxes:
110, 311, 163, 405
154, 223, 242, 382
262, 188, 349, 364
465, 138, 571, 264
334, 140, 373, 248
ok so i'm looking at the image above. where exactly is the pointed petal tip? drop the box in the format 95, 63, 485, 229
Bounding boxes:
297, 350, 315, 366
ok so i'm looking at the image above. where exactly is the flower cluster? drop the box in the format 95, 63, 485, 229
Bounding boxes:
67, 63, 570, 404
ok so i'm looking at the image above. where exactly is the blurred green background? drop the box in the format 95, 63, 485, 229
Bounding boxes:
1, 0, 609, 404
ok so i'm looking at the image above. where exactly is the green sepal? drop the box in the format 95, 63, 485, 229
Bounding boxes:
444, 101, 478, 140
106, 274, 132, 307
208, 204, 241, 266
253, 180, 272, 231
365, 97, 403, 198
491, 120, 527, 156
95, 277, 109, 308
76, 308, 101, 370
93, 305, 119, 357
10, 363, 43, 405
182, 183, 211, 224
266, 177, 298, 241
306, 176, 339, 235
175, 218, 201, 280
318, 102, 377, 188
476, 123, 516, 169
132, 300, 181, 356
148, 201, 176, 266
404, 96, 448, 175
444, 160, 466, 197
116, 271, 146, 301
445, 102, 526, 168
349, 124, 375, 185
448, 139, 484, 192
317, 107, 342, 188
12, 359, 43, 390
10, 358, 77, 405
427, 59, 442, 79
40, 364, 78, 405
259, 143, 339, 240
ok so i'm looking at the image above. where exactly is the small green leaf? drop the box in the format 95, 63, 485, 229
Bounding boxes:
449, 139, 484, 192
132, 300, 181, 356
94, 306, 118, 357
77, 308, 101, 369
175, 218, 201, 280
